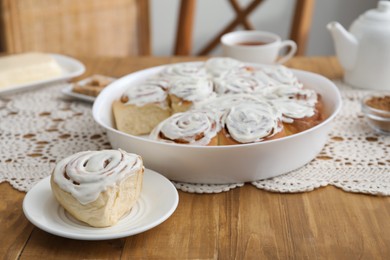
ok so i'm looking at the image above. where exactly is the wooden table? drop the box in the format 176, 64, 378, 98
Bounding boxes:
1, 56, 389, 259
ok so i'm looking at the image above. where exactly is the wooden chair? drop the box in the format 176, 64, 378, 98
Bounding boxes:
0, 0, 151, 57
174, 0, 315, 56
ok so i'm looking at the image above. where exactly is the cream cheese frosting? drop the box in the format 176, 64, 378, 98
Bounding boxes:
159, 62, 208, 78
52, 149, 143, 205
169, 77, 216, 102
205, 57, 243, 77
150, 111, 222, 145
122, 80, 169, 108
223, 103, 283, 143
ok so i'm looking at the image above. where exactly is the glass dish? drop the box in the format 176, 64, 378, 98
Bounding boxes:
361, 93, 390, 134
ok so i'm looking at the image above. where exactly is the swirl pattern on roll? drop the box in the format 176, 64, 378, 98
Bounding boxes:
150, 111, 221, 145
121, 79, 168, 108
169, 77, 215, 102
205, 57, 243, 77
215, 69, 278, 95
160, 63, 208, 78
52, 149, 143, 205
261, 65, 302, 88
195, 94, 269, 114
223, 104, 283, 143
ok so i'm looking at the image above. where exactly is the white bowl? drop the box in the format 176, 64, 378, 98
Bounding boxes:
93, 62, 342, 184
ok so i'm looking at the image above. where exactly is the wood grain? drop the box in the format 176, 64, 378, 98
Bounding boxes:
0, 0, 150, 56
290, 0, 315, 56
174, 0, 315, 56
1, 56, 390, 260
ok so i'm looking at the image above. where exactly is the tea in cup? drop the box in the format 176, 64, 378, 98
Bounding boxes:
221, 30, 297, 64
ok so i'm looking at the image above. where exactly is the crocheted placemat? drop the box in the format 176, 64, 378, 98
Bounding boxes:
0, 81, 389, 195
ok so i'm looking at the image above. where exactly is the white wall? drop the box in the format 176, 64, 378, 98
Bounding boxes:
151, 0, 378, 56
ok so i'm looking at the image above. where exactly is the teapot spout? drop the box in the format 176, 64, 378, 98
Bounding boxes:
327, 22, 359, 71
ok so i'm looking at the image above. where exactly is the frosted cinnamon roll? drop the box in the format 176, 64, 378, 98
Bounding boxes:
112, 79, 171, 135
205, 57, 243, 77
214, 69, 278, 95
274, 94, 323, 134
50, 149, 144, 227
159, 62, 208, 78
195, 94, 268, 115
169, 77, 216, 113
219, 104, 286, 145
260, 65, 302, 88
150, 110, 222, 146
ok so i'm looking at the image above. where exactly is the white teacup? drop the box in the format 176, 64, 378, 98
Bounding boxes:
221, 30, 297, 64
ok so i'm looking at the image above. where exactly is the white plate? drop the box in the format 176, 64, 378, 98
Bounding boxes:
61, 84, 96, 103
0, 54, 85, 95
23, 169, 179, 240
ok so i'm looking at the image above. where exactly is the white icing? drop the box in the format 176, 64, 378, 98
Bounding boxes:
195, 94, 269, 114
205, 57, 243, 77
263, 86, 318, 120
169, 77, 215, 102
160, 63, 208, 78
223, 104, 283, 143
53, 149, 143, 205
261, 65, 302, 87
273, 99, 316, 120
150, 111, 221, 145
122, 80, 168, 108
215, 69, 279, 95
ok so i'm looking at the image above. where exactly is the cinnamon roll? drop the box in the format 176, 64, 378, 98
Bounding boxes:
50, 149, 144, 227
214, 68, 278, 95
113, 79, 171, 135
195, 94, 267, 115
259, 65, 302, 88
159, 62, 207, 78
205, 57, 243, 77
275, 94, 323, 135
150, 110, 222, 146
169, 77, 215, 113
219, 103, 286, 145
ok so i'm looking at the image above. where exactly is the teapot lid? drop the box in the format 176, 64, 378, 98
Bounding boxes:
362, 1, 390, 22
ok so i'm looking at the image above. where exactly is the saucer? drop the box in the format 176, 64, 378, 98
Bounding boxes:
23, 169, 179, 240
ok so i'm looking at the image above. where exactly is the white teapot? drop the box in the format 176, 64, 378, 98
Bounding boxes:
327, 1, 390, 90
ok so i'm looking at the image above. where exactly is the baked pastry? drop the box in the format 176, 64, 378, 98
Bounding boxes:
204, 57, 242, 77
277, 94, 324, 135
214, 67, 278, 95
261, 65, 302, 88
159, 62, 207, 78
112, 57, 325, 144
263, 84, 323, 135
113, 79, 171, 135
51, 149, 144, 227
72, 74, 115, 97
0, 52, 62, 89
168, 77, 215, 114
219, 103, 286, 145
150, 110, 222, 146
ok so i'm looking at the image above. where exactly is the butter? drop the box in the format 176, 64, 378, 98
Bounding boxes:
0, 52, 63, 89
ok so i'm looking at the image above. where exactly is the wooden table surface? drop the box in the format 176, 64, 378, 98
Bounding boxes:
1, 56, 390, 259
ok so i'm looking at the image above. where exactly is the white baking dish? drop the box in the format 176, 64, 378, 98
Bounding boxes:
92, 62, 342, 184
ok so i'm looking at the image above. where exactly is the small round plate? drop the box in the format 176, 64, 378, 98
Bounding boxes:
23, 169, 179, 240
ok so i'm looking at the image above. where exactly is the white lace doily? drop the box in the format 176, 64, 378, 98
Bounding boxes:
0, 81, 389, 195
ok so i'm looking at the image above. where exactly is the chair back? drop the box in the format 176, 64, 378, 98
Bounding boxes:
174, 0, 314, 56
0, 0, 151, 56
